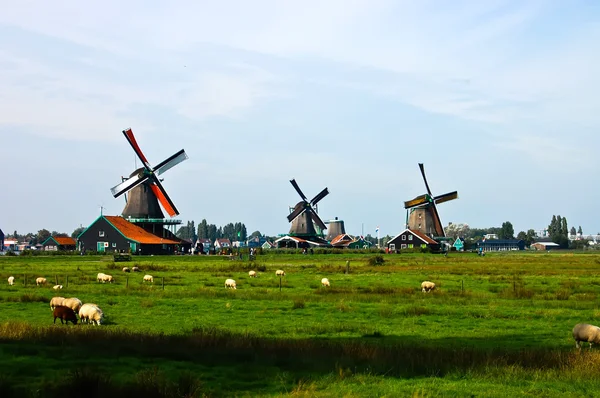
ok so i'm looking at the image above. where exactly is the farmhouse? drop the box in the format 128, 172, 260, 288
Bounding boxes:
41, 236, 77, 251
330, 234, 354, 248
214, 238, 232, 252
387, 229, 440, 252
531, 241, 560, 251
453, 237, 465, 251
476, 239, 525, 252
347, 237, 373, 249
275, 235, 329, 248
78, 215, 183, 255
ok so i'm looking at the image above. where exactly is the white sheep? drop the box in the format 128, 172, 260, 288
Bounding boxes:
53, 285, 63, 290
97, 273, 106, 282
62, 297, 83, 313
36, 277, 47, 286
321, 278, 330, 287
7, 276, 14, 286
79, 303, 104, 325
249, 270, 257, 278
143, 274, 153, 283
50, 296, 65, 310
573, 323, 600, 349
421, 281, 436, 293
276, 270, 286, 277
122, 267, 130, 273
225, 278, 237, 289
132, 266, 140, 272
102, 274, 114, 283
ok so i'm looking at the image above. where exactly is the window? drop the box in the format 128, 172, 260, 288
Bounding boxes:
408, 244, 413, 249
99, 230, 105, 237
401, 244, 407, 249
402, 235, 406, 241
408, 235, 413, 241
389, 244, 395, 250
112, 243, 116, 248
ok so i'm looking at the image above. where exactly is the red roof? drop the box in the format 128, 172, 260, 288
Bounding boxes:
52, 236, 76, 246
409, 229, 438, 245
104, 216, 180, 244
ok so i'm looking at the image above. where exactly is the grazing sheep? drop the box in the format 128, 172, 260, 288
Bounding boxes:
276, 270, 286, 277
53, 305, 78, 325
62, 297, 83, 313
53, 285, 63, 290
8, 276, 14, 286
421, 281, 436, 293
102, 274, 114, 283
79, 303, 104, 326
50, 297, 65, 310
573, 323, 600, 349
143, 274, 153, 283
122, 267, 130, 273
249, 270, 257, 278
97, 273, 106, 282
132, 266, 140, 272
321, 278, 330, 287
225, 278, 237, 289
36, 277, 47, 286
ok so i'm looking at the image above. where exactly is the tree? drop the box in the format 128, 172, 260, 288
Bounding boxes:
36, 229, 51, 244
197, 219, 209, 240
250, 231, 262, 238
516, 231, 528, 244
570, 227, 576, 237
71, 227, 85, 239
578, 226, 583, 235
548, 215, 569, 248
526, 229, 537, 245
51, 231, 68, 237
499, 221, 514, 239
445, 223, 470, 240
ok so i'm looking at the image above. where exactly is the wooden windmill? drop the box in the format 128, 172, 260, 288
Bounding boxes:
110, 129, 188, 235
287, 179, 329, 239
404, 163, 458, 238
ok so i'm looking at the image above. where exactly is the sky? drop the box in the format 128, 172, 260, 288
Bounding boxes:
1, 0, 599, 238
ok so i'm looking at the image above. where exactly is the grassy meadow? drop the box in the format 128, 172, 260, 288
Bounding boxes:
1, 251, 600, 397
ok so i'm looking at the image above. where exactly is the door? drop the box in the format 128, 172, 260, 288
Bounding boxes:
97, 242, 105, 252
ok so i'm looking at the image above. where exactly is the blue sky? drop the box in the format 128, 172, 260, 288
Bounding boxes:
1, 1, 599, 238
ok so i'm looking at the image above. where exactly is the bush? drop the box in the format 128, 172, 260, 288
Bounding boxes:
292, 299, 306, 310
367, 255, 385, 266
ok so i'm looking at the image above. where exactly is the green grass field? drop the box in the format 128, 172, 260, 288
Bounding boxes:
1, 251, 600, 397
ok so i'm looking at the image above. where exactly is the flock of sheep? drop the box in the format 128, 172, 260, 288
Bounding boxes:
6, 270, 600, 349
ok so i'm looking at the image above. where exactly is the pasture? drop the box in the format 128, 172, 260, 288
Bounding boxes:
1, 251, 600, 397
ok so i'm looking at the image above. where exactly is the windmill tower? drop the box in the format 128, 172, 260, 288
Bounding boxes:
404, 163, 458, 238
110, 128, 188, 237
325, 217, 346, 241
287, 179, 329, 241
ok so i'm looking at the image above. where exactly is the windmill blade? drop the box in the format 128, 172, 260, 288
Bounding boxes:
429, 203, 445, 237
310, 187, 329, 205
153, 149, 188, 176
434, 191, 458, 205
110, 174, 149, 198
310, 210, 327, 231
123, 128, 152, 170
404, 194, 429, 209
290, 179, 307, 200
148, 178, 179, 217
287, 202, 306, 223
418, 163, 434, 197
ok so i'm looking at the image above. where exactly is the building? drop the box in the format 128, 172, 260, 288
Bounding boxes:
41, 236, 77, 251
453, 237, 465, 251
330, 234, 354, 248
194, 238, 212, 254
78, 215, 184, 255
0, 229, 4, 251
476, 239, 525, 252
347, 237, 373, 249
531, 242, 560, 251
275, 235, 329, 249
214, 238, 232, 252
387, 229, 440, 252
261, 240, 274, 250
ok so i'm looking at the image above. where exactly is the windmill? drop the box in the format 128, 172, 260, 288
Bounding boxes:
404, 163, 458, 238
287, 179, 329, 239
110, 128, 188, 224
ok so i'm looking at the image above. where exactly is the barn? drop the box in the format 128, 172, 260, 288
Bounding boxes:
387, 229, 440, 252
41, 236, 77, 251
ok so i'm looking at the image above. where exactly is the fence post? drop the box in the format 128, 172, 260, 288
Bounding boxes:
162, 277, 165, 290
126, 276, 129, 288
66, 275, 69, 288
55, 275, 58, 286
24, 274, 26, 287
461, 280, 464, 292
346, 260, 350, 274
279, 276, 282, 292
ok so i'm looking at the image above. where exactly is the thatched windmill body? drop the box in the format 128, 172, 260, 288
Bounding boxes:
404, 163, 458, 238
287, 179, 329, 242
110, 128, 188, 236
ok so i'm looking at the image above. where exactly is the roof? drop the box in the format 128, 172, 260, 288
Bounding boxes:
477, 239, 524, 245
331, 234, 354, 245
274, 235, 328, 247
104, 216, 180, 245
52, 236, 76, 246
409, 229, 438, 244
216, 238, 231, 244
532, 241, 560, 247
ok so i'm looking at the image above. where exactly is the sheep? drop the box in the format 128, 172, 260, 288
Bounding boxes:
53, 285, 63, 290
8, 276, 14, 286
79, 303, 104, 326
143, 274, 153, 283
122, 267, 131, 273
36, 277, 47, 286
321, 278, 330, 287
421, 281, 436, 293
276, 270, 286, 277
50, 297, 65, 310
102, 274, 114, 283
53, 305, 78, 325
249, 270, 257, 278
62, 297, 83, 313
573, 323, 600, 349
225, 278, 237, 289
97, 273, 106, 282
132, 266, 140, 272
